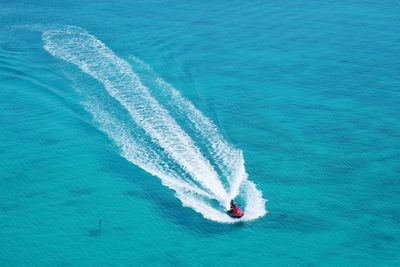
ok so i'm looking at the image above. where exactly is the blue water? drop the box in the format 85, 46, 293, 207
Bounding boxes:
1, 1, 399, 266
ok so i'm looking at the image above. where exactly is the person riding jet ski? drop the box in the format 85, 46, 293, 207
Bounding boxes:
227, 199, 244, 218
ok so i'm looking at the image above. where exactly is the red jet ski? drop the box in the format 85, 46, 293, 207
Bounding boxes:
227, 199, 244, 218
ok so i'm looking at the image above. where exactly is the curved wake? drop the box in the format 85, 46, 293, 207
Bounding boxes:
42, 26, 266, 223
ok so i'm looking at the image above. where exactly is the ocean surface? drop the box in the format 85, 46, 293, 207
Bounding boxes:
1, 1, 399, 266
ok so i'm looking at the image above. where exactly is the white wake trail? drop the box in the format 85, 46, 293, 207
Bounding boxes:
42, 26, 266, 223
42, 27, 227, 202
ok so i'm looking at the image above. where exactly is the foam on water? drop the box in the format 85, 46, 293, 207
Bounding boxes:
42, 26, 266, 223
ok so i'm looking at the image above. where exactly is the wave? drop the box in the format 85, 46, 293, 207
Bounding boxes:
42, 26, 266, 223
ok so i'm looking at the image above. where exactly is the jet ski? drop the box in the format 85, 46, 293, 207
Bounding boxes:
227, 199, 244, 218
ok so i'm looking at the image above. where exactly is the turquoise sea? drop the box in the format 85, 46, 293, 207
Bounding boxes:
1, 1, 399, 266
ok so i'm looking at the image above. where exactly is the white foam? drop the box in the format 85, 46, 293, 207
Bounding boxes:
42, 26, 266, 223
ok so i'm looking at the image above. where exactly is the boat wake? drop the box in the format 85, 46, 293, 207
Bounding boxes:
41, 26, 266, 223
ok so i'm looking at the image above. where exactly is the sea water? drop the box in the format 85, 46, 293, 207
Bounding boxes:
1, 1, 399, 266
